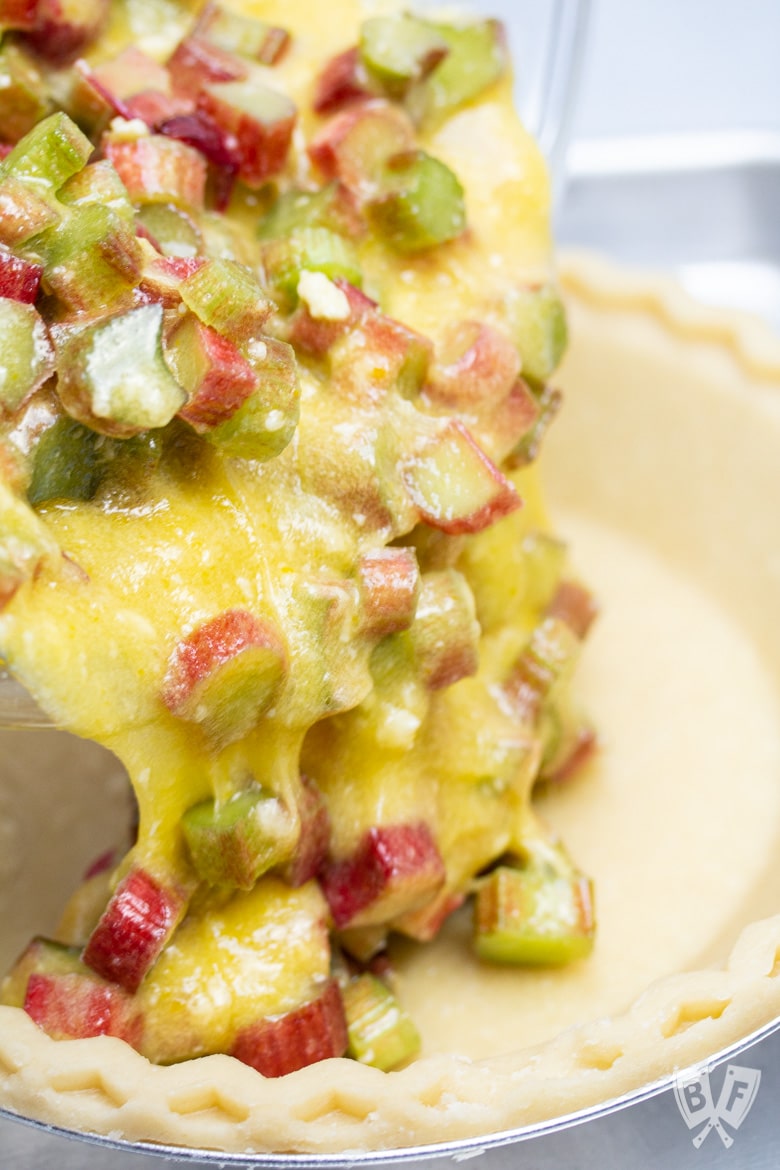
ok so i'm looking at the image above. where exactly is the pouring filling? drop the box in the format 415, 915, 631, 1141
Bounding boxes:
0, 0, 597, 1075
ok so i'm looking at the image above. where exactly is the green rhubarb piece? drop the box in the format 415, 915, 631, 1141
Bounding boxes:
182, 788, 293, 890
33, 203, 141, 315
2, 111, 91, 191
205, 336, 299, 461
56, 303, 186, 437
27, 417, 101, 505
136, 203, 203, 258
359, 15, 448, 98
406, 20, 506, 128
262, 227, 361, 302
474, 857, 595, 966
342, 973, 421, 1070
0, 299, 54, 416
521, 531, 567, 614
179, 258, 273, 343
507, 383, 562, 469
59, 160, 135, 222
0, 172, 60, 246
368, 151, 465, 252
505, 284, 568, 388
257, 183, 355, 242
508, 615, 581, 720
0, 42, 53, 144
200, 6, 288, 63
0, 937, 82, 1008
409, 568, 479, 690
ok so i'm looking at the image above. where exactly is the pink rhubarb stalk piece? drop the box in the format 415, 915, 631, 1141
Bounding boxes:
357, 547, 420, 637
231, 979, 347, 1077
25, 970, 143, 1046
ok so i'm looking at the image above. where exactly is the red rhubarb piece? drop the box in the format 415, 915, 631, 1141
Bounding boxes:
21, 0, 108, 64
546, 579, 599, 640
279, 775, 331, 888
313, 46, 374, 114
167, 31, 247, 98
25, 970, 143, 1046
231, 979, 347, 1076
357, 546, 420, 637
196, 76, 296, 188
0, 244, 41, 302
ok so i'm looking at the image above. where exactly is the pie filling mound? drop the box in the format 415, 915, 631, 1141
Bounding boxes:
0, 0, 598, 1083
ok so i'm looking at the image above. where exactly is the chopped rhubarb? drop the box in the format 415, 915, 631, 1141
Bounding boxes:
262, 226, 362, 303
0, 0, 38, 31
27, 415, 100, 504
546, 580, 599, 640
82, 865, 189, 992
368, 148, 466, 252
0, 41, 52, 144
308, 100, 415, 195
231, 978, 347, 1077
59, 158, 134, 221
342, 972, 420, 1070
406, 19, 506, 128
157, 112, 238, 210
0, 171, 59, 244
0, 298, 54, 416
202, 336, 299, 461
195, 3, 290, 66
167, 314, 259, 431
0, 245, 41, 303
3, 110, 91, 190
179, 257, 273, 342
167, 31, 247, 99
56, 303, 185, 437
257, 182, 361, 243
36, 202, 142, 315
312, 47, 375, 114
502, 616, 581, 724
327, 296, 433, 400
103, 133, 207, 212
359, 16, 448, 98
401, 419, 521, 534
357, 546, 420, 637
410, 568, 479, 690
474, 855, 595, 966
278, 775, 331, 888
196, 74, 296, 188
0, 936, 82, 1007
507, 383, 562, 468
161, 609, 288, 747
0, 480, 59, 609
320, 822, 445, 929
25, 970, 143, 1044
183, 788, 294, 889
135, 202, 203, 258
137, 249, 205, 306
19, 0, 108, 65
426, 321, 521, 409
505, 283, 568, 388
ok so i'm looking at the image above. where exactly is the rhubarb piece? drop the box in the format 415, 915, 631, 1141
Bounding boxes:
546, 579, 599, 640
262, 226, 361, 304
195, 3, 290, 65
541, 722, 598, 786
0, 480, 59, 609
357, 546, 420, 638
278, 775, 331, 888
2, 110, 90, 190
0, 936, 82, 1007
409, 568, 479, 690
135, 202, 203, 258
342, 972, 420, 1070
84, 46, 175, 120
25, 970, 142, 1044
320, 823, 445, 929
35, 203, 142, 315
82, 865, 189, 992
167, 30, 248, 99
406, 19, 506, 128
0, 41, 52, 143
179, 257, 273, 343
196, 74, 296, 187
202, 336, 299, 461
27, 415, 100, 504
157, 111, 238, 210
0, 0, 38, 31
426, 321, 521, 409
401, 419, 521, 534
520, 530, 568, 613
313, 47, 375, 115
103, 132, 207, 211
257, 182, 361, 242
0, 298, 54, 416
58, 159, 135, 222
360, 16, 448, 99
474, 851, 595, 966
308, 101, 415, 195
503, 616, 581, 724
56, 303, 185, 438
0, 171, 59, 244
137, 250, 204, 307
0, 245, 42, 302
368, 149, 465, 252
392, 890, 465, 942
167, 314, 260, 431
182, 788, 294, 889
161, 609, 288, 747
20, 0, 109, 64
505, 284, 568, 388
231, 978, 347, 1076
507, 383, 562, 468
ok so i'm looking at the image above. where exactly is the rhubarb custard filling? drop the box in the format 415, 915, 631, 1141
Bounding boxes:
0, 0, 597, 1076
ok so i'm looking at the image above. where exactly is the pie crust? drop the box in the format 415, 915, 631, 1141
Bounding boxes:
1, 252, 779, 1155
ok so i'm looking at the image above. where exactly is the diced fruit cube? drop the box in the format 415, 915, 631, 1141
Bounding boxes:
87, 46, 174, 116
157, 111, 238, 210
369, 148, 465, 252
474, 858, 595, 966
196, 74, 296, 187
409, 568, 479, 690
342, 972, 420, 1070
196, 3, 289, 65
25, 969, 142, 1044
507, 383, 562, 468
359, 15, 449, 98
401, 419, 521, 534
137, 250, 204, 307
230, 978, 347, 1076
182, 788, 294, 889
263, 226, 362, 306
179, 256, 273, 342
278, 775, 331, 888
56, 303, 186, 438
27, 415, 101, 504
257, 182, 361, 242
167, 31, 247, 99
167, 314, 260, 432
546, 579, 599, 640
0, 480, 60, 609
426, 321, 520, 409
357, 547, 420, 638
2, 110, 90, 190
308, 100, 415, 195
0, 171, 59, 244
161, 609, 288, 747
320, 822, 445, 929
0, 298, 53, 415
312, 47, 375, 115
103, 133, 207, 211
19, 0, 109, 64
135, 201, 203, 258
0, 935, 82, 1007
329, 299, 433, 402
202, 336, 299, 461
406, 19, 506, 128
504, 283, 568, 388
392, 889, 465, 942
35, 202, 142, 315
58, 159, 135, 221
0, 41, 52, 144
502, 616, 581, 723
82, 865, 189, 993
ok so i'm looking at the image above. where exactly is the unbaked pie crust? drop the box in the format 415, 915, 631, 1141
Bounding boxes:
1, 252, 779, 1154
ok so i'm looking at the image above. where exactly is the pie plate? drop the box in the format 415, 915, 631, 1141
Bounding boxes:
1, 252, 779, 1165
